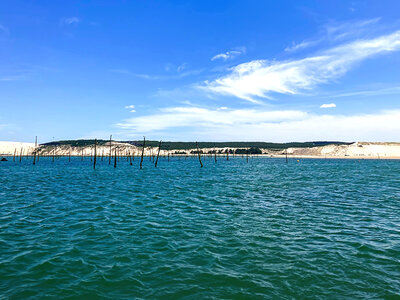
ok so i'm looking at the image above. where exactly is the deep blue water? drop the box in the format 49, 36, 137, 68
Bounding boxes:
1, 156, 400, 299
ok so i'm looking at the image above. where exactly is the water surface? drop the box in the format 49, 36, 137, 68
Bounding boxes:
1, 156, 400, 298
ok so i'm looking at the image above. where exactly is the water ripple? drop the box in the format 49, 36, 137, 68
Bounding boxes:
1, 157, 400, 298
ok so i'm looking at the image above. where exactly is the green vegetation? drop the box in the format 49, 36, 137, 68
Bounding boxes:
122, 141, 349, 150
43, 140, 109, 147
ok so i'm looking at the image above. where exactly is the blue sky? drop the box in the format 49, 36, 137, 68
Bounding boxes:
1, 0, 400, 142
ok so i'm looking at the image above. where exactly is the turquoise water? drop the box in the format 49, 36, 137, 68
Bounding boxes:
1, 156, 400, 299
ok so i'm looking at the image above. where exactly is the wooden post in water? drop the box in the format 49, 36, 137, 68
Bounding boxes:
214, 145, 217, 163
69, 147, 71, 162
93, 139, 97, 170
109, 135, 112, 165
52, 147, 55, 163
226, 149, 229, 161
246, 150, 249, 163
19, 148, 23, 163
129, 151, 133, 166
285, 149, 288, 164
196, 142, 203, 168
155, 141, 162, 168
33, 136, 37, 165
114, 148, 117, 168
140, 137, 145, 170
13, 148, 16, 162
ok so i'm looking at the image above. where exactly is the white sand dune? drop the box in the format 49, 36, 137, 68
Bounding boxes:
1, 141, 400, 159
286, 142, 400, 158
0, 141, 36, 155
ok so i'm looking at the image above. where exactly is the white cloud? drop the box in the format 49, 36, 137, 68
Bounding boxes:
285, 40, 316, 52
111, 68, 203, 80
330, 86, 400, 98
125, 105, 136, 112
117, 106, 306, 132
284, 19, 381, 54
177, 63, 187, 72
204, 30, 400, 102
320, 103, 336, 108
61, 17, 80, 25
324, 18, 381, 41
211, 51, 241, 61
116, 107, 400, 142
211, 47, 246, 61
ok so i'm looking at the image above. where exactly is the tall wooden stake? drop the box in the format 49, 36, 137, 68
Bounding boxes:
109, 135, 112, 165
33, 136, 37, 165
196, 142, 203, 168
20, 148, 23, 163
140, 137, 145, 170
155, 140, 162, 168
13, 148, 16, 162
114, 148, 117, 168
93, 139, 97, 169
285, 149, 288, 164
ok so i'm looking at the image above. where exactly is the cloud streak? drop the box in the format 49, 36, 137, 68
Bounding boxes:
111, 68, 203, 80
61, 17, 80, 25
211, 47, 246, 61
320, 103, 336, 108
205, 30, 400, 102
116, 107, 400, 141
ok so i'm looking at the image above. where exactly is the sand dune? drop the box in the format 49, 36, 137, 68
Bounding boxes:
0, 141, 36, 156
286, 142, 400, 159
1, 141, 400, 159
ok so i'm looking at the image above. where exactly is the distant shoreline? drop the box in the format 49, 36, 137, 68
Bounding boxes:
1, 141, 400, 160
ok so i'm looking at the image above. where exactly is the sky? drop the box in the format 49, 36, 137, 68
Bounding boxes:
1, 0, 400, 142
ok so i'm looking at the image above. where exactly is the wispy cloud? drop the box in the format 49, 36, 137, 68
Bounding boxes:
125, 105, 136, 112
117, 106, 306, 132
61, 17, 80, 25
111, 68, 203, 80
330, 86, 400, 98
116, 107, 400, 142
177, 63, 187, 72
204, 30, 400, 103
0, 73, 27, 81
324, 18, 381, 41
285, 40, 317, 52
320, 103, 336, 108
284, 18, 382, 53
212, 51, 241, 61
211, 47, 246, 61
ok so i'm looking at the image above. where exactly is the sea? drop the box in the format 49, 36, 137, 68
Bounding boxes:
1, 156, 400, 299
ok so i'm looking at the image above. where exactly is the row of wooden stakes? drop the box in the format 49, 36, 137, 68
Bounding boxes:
11, 137, 265, 169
